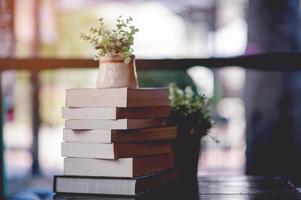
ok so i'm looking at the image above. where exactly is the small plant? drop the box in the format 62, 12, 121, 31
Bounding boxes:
169, 83, 213, 136
80, 16, 139, 64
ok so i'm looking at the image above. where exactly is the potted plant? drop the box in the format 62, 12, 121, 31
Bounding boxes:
169, 83, 213, 185
80, 16, 139, 88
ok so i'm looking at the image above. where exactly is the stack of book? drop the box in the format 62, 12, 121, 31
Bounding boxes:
53, 87, 178, 196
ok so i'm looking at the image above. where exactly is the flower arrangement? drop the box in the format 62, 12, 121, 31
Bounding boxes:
169, 83, 213, 137
80, 16, 139, 64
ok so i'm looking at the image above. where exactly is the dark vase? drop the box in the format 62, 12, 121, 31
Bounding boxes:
174, 130, 202, 183
171, 118, 210, 188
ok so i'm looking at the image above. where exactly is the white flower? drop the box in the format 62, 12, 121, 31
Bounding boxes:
116, 41, 122, 46
111, 33, 118, 38
122, 36, 128, 41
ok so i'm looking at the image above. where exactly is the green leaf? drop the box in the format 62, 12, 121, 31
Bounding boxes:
80, 16, 139, 63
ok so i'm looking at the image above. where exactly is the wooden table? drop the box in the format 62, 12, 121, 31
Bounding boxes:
196, 176, 301, 200
52, 176, 301, 200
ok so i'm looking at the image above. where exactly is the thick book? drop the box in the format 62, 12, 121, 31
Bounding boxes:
66, 88, 169, 108
53, 194, 138, 200
65, 118, 167, 130
64, 153, 174, 177
53, 170, 178, 196
63, 126, 177, 144
61, 142, 172, 159
62, 106, 171, 120
53, 185, 179, 199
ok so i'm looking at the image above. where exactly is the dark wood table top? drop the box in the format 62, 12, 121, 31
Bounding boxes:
52, 176, 301, 200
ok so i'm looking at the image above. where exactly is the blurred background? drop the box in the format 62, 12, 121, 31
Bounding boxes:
1, 0, 301, 198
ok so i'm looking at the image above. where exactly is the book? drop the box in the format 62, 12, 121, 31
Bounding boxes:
53, 194, 139, 200
65, 119, 167, 130
53, 193, 149, 200
53, 184, 179, 199
61, 142, 172, 159
64, 153, 174, 177
63, 126, 177, 144
53, 170, 178, 196
53, 190, 176, 200
65, 88, 169, 108
62, 106, 171, 120
53, 185, 178, 200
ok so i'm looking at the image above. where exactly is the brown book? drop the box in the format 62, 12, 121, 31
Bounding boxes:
65, 118, 167, 130
61, 142, 172, 159
63, 126, 177, 144
65, 88, 169, 108
62, 106, 171, 120
64, 153, 174, 177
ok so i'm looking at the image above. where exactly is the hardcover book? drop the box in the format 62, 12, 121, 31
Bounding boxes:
63, 126, 177, 144
65, 118, 167, 130
54, 170, 178, 196
61, 142, 172, 159
62, 106, 171, 120
66, 88, 169, 108
64, 153, 174, 177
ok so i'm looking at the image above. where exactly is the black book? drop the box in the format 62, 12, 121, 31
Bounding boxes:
53, 170, 178, 196
53, 190, 173, 200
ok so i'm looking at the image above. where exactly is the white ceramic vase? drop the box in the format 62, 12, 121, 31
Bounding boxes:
97, 55, 138, 89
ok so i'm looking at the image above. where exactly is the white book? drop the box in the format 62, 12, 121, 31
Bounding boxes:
66, 88, 169, 108
63, 126, 177, 144
62, 106, 171, 120
61, 142, 172, 159
65, 118, 167, 130
64, 153, 174, 177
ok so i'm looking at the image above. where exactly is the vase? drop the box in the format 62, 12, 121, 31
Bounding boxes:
97, 55, 138, 89
174, 131, 202, 184
172, 119, 209, 189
